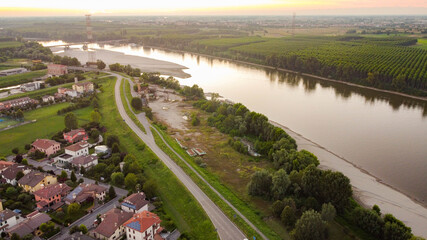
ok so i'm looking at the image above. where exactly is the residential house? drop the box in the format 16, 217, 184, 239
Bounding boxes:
0, 161, 15, 172
72, 82, 94, 94
121, 192, 149, 214
0, 165, 30, 186
41, 95, 54, 103
123, 211, 163, 240
47, 64, 67, 76
18, 171, 57, 193
58, 88, 77, 98
20, 82, 40, 92
0, 97, 37, 111
92, 208, 133, 240
31, 139, 61, 156
7, 211, 51, 237
55, 153, 74, 165
71, 155, 98, 169
0, 68, 28, 77
0, 209, 21, 234
65, 141, 89, 158
64, 183, 107, 204
34, 183, 71, 209
63, 128, 88, 143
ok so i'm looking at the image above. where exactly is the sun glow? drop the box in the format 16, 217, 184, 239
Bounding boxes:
0, 0, 426, 16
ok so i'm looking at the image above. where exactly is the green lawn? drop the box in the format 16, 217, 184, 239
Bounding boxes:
0, 102, 93, 156
0, 70, 47, 88
97, 76, 217, 239
120, 78, 146, 133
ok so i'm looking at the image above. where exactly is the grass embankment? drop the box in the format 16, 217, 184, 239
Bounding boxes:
98, 76, 217, 239
0, 58, 30, 71
0, 102, 93, 156
124, 79, 142, 114
0, 70, 47, 88
119, 78, 145, 133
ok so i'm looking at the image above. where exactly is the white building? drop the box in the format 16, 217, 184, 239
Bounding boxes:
0, 209, 21, 234
42, 95, 54, 103
64, 141, 89, 158
71, 154, 98, 169
20, 82, 40, 92
123, 211, 163, 240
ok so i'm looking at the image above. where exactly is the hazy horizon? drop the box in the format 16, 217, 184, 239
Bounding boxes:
1, 0, 426, 17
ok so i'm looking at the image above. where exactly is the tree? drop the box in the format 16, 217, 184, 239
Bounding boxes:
131, 97, 142, 110
6, 187, 17, 196
247, 170, 272, 197
70, 171, 77, 182
111, 172, 124, 186
384, 222, 412, 240
281, 206, 297, 228
352, 207, 384, 238
373, 204, 381, 216
12, 147, 19, 154
16, 171, 24, 180
96, 60, 106, 70
90, 110, 101, 123
291, 210, 326, 240
272, 169, 290, 200
14, 154, 23, 163
67, 203, 81, 215
112, 143, 120, 154
15, 109, 24, 120
108, 186, 117, 199
125, 173, 137, 190
106, 135, 120, 148
320, 203, 336, 222
21, 159, 28, 165
11, 233, 21, 240
80, 166, 86, 174
90, 129, 100, 142
24, 144, 31, 150
59, 170, 68, 180
64, 113, 78, 129
272, 200, 285, 218
79, 224, 88, 234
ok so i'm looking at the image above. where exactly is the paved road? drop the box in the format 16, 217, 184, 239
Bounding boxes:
113, 73, 246, 240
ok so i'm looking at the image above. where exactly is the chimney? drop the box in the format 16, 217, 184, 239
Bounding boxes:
73, 193, 76, 199
74, 77, 78, 83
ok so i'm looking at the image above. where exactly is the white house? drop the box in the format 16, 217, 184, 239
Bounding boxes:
92, 208, 133, 240
0, 209, 21, 234
20, 82, 40, 92
42, 95, 54, 103
65, 141, 89, 158
123, 211, 163, 240
0, 165, 31, 186
71, 154, 98, 169
121, 192, 149, 214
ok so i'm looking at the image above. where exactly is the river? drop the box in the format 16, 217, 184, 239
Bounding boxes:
43, 41, 427, 209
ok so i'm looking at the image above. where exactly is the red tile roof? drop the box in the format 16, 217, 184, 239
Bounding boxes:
0, 160, 15, 171
33, 183, 71, 199
94, 208, 133, 238
123, 211, 161, 233
122, 192, 149, 211
65, 141, 88, 152
32, 139, 60, 150
63, 128, 86, 138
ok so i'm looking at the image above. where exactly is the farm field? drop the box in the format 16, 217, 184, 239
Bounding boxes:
0, 41, 23, 49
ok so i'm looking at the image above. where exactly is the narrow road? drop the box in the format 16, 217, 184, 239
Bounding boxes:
113, 73, 246, 240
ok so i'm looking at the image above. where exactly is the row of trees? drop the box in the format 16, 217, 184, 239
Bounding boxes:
45, 73, 85, 86
141, 73, 181, 90
109, 63, 141, 77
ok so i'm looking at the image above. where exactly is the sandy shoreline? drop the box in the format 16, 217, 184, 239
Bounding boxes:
269, 120, 427, 237
51, 46, 191, 79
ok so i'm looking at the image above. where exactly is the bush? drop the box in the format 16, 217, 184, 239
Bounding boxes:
131, 97, 143, 110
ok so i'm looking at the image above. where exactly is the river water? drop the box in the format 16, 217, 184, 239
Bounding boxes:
44, 41, 427, 205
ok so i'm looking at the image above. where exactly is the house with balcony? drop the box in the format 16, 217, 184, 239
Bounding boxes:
34, 183, 71, 210
0, 209, 21, 234
123, 211, 163, 240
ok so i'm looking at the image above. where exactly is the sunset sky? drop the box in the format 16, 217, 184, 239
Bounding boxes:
1, 0, 426, 16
